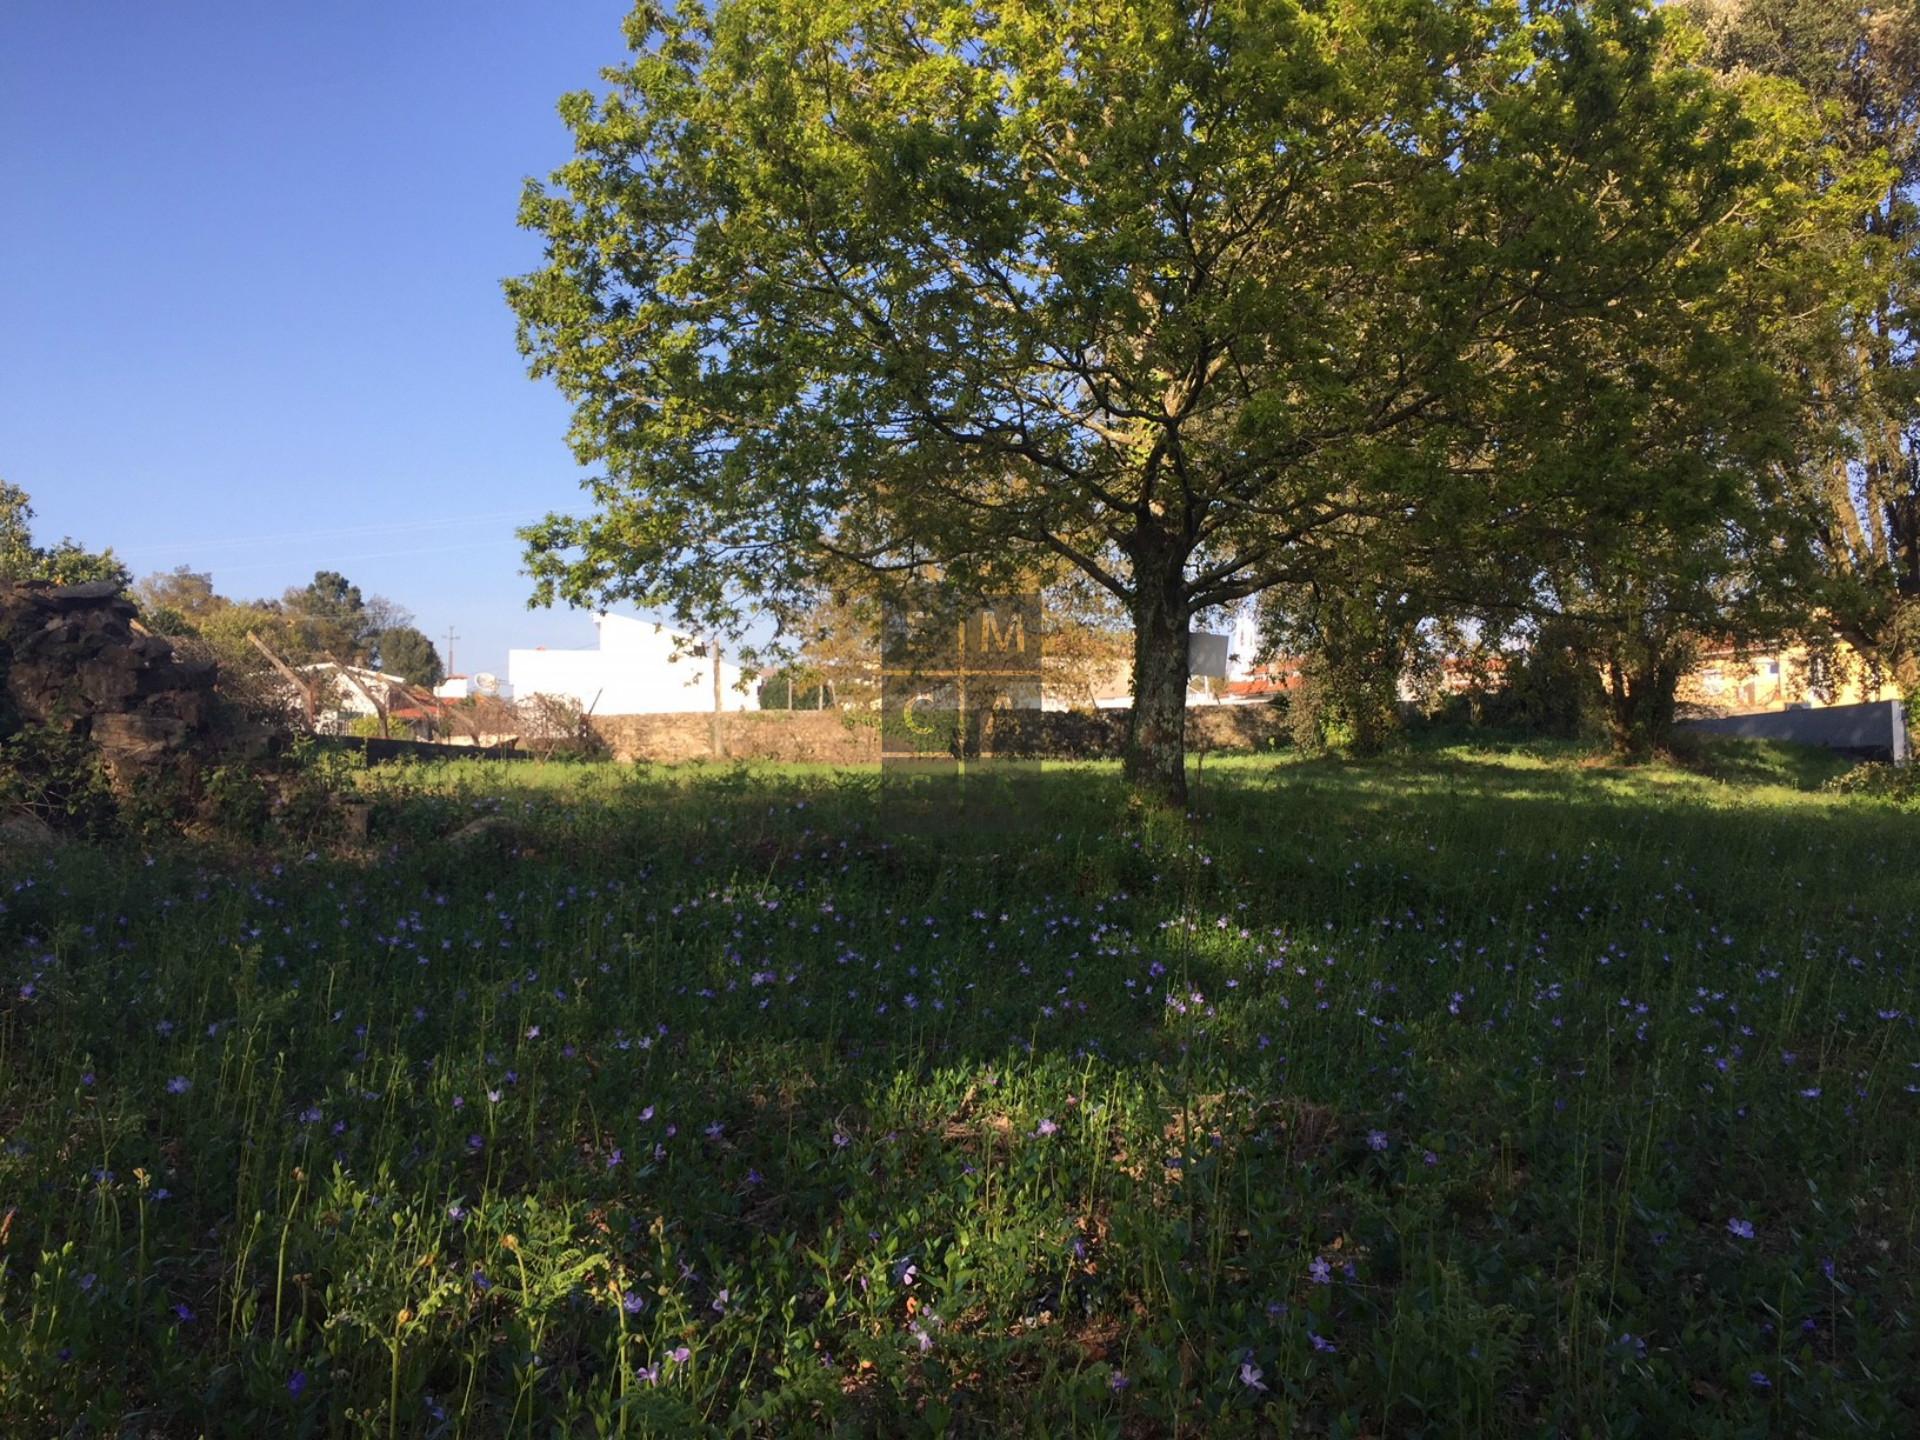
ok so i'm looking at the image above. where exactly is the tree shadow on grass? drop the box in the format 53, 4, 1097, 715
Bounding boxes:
6, 750, 1914, 1435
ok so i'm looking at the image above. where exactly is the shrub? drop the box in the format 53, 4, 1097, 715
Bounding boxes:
1480, 626, 1606, 740
1822, 761, 1920, 806
0, 722, 118, 837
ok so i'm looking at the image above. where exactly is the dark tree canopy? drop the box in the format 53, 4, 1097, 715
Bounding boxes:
374, 626, 446, 688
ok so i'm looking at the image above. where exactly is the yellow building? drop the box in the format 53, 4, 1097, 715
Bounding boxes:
1679, 638, 1903, 716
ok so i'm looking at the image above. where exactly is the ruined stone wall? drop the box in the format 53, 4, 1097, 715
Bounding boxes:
0, 580, 220, 789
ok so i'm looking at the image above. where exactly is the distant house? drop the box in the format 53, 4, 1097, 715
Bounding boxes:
281, 662, 437, 736
508, 614, 760, 716
1679, 638, 1901, 716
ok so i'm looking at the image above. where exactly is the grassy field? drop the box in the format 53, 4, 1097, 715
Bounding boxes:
2, 741, 1916, 1436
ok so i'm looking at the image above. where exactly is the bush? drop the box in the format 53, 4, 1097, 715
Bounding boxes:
1288, 661, 1399, 756
1822, 761, 1920, 806
0, 722, 118, 837
1478, 628, 1606, 740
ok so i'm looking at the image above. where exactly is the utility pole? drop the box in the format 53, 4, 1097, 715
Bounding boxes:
443, 625, 459, 680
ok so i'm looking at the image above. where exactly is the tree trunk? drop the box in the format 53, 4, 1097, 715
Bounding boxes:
1125, 558, 1191, 807
1603, 651, 1681, 760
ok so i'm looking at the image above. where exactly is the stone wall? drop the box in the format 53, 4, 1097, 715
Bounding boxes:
0, 579, 221, 789
589, 710, 880, 764
588, 704, 1286, 765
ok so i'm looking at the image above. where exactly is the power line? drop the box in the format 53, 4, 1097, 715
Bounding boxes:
114, 510, 541, 559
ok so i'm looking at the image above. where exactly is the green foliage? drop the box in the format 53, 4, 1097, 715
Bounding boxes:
0, 723, 117, 837
371, 625, 444, 688
138, 604, 195, 638
0, 480, 128, 589
756, 668, 829, 710
3, 751, 1916, 1433
1821, 758, 1920, 805
132, 567, 222, 630
505, 0, 1829, 799
1483, 623, 1609, 741
1262, 579, 1419, 755
198, 760, 273, 839
1689, 0, 1920, 684
281, 569, 368, 660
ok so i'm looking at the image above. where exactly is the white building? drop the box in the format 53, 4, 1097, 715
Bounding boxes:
435, 674, 513, 702
277, 662, 424, 733
508, 614, 761, 716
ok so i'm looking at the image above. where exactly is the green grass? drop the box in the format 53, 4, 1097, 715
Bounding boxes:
3, 743, 1917, 1436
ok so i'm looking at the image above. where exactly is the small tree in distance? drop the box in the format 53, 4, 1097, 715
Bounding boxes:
375, 626, 445, 688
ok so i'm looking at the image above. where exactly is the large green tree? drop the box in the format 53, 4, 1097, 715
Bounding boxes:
510, 0, 1816, 802
1478, 28, 1892, 755
1691, 0, 1920, 688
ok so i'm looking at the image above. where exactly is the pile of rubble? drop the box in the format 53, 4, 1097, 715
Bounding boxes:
0, 579, 221, 791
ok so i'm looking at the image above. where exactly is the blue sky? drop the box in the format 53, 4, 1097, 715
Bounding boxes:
0, 1, 641, 675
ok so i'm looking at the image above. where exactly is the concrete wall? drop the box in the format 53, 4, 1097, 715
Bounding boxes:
1680, 699, 1909, 763
587, 704, 1288, 764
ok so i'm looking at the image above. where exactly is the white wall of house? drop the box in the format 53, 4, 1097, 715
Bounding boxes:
435, 675, 514, 701
1227, 610, 1263, 680
508, 614, 760, 715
